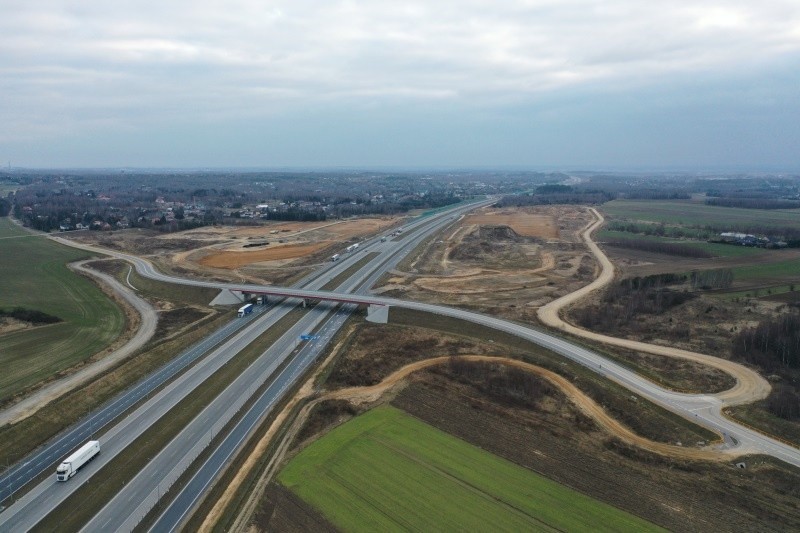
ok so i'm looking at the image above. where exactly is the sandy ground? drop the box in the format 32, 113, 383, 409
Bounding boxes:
0, 318, 33, 336
60, 218, 401, 282
537, 208, 771, 407
462, 211, 559, 238
0, 260, 158, 426
414, 253, 555, 294
198, 242, 333, 269
378, 205, 594, 323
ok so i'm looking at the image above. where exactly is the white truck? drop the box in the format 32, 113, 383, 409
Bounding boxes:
56, 440, 100, 481
237, 303, 254, 317
331, 253, 340, 262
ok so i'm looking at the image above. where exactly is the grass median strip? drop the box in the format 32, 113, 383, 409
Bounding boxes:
320, 252, 379, 291
33, 307, 307, 532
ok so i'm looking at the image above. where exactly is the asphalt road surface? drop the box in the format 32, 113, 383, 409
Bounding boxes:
5, 196, 798, 532
63, 220, 800, 470
0, 199, 489, 531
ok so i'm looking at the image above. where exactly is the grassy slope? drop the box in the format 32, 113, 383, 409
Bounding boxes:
0, 219, 125, 400
279, 406, 661, 533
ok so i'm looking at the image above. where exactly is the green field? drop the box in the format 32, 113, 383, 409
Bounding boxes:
602, 199, 800, 231
731, 258, 800, 281
279, 406, 660, 532
597, 229, 768, 258
0, 218, 125, 400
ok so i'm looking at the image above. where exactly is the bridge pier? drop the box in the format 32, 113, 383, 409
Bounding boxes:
209, 289, 246, 306
366, 304, 389, 324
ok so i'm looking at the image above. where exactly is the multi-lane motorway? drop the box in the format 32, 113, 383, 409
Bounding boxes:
2, 196, 800, 532
0, 198, 491, 531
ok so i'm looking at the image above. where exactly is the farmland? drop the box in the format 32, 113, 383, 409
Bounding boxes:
0, 219, 124, 402
590, 200, 800, 444
597, 201, 800, 291
602, 199, 800, 231
279, 406, 659, 532
596, 229, 769, 258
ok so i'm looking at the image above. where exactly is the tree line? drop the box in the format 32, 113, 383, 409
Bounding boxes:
706, 198, 800, 210
732, 313, 800, 420
572, 273, 696, 330
604, 238, 713, 258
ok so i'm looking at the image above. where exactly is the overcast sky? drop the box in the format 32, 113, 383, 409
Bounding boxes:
1, 1, 799, 170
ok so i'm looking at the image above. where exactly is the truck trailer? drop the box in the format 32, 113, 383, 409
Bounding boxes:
238, 303, 254, 317
56, 440, 100, 481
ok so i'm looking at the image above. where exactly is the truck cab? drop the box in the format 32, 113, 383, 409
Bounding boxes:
56, 464, 70, 481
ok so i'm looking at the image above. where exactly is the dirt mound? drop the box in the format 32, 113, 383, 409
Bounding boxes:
448, 226, 528, 262
464, 211, 559, 238
478, 225, 523, 242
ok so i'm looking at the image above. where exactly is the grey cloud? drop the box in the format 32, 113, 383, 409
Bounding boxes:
0, 1, 799, 166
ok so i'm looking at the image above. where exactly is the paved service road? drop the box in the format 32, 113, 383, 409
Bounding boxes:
4, 196, 798, 532
84, 201, 488, 531
0, 261, 159, 427
60, 231, 800, 470
0, 198, 490, 531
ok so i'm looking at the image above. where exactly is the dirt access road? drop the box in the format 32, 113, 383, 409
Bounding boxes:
537, 208, 771, 407
213, 353, 738, 533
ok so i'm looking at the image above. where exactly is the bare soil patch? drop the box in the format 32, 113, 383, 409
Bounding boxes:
380, 205, 596, 325
62, 217, 400, 284
463, 210, 559, 238
198, 242, 332, 269
0, 317, 35, 335
251, 482, 337, 533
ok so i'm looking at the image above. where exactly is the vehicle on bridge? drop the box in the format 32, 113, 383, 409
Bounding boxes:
237, 303, 254, 317
56, 441, 100, 481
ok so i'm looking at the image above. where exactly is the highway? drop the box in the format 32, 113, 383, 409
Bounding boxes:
83, 202, 487, 531
0, 198, 490, 531
0, 303, 267, 510
3, 195, 799, 531
52, 217, 800, 470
